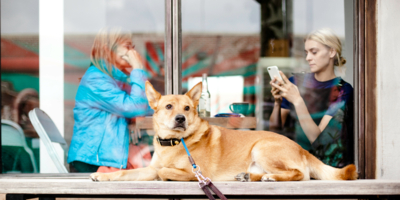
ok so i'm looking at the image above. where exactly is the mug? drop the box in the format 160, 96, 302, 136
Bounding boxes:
229, 102, 249, 116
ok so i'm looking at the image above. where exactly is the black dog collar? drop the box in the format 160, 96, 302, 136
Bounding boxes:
156, 136, 181, 146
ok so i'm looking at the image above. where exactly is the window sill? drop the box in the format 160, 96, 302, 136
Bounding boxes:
0, 178, 399, 198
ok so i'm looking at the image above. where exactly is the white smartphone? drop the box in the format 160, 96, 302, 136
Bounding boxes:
267, 66, 283, 83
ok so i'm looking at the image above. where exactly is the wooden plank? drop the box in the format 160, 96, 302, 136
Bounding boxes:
0, 179, 399, 196
356, 0, 366, 180
364, 0, 377, 180
136, 117, 257, 130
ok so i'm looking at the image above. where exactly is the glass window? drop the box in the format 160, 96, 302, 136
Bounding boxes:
1, 0, 356, 175
1, 0, 165, 174
64, 0, 164, 173
181, 0, 355, 168
1, 0, 40, 173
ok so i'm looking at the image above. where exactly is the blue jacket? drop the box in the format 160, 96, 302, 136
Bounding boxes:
67, 63, 152, 169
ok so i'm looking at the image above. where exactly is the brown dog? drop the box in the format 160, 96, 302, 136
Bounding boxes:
90, 81, 358, 182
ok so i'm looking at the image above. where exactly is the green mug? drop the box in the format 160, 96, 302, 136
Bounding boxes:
229, 103, 249, 116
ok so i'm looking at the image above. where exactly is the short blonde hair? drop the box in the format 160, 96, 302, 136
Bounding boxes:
91, 28, 131, 78
305, 28, 346, 67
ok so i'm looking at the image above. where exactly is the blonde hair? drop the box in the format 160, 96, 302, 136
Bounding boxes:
91, 28, 132, 78
305, 28, 346, 67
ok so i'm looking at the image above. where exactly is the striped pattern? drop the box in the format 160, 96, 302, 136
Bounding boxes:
1, 34, 260, 114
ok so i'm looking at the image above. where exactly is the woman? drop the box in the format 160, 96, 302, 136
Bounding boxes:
67, 29, 152, 172
269, 28, 354, 167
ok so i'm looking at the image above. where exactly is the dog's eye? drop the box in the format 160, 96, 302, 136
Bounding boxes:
166, 104, 173, 110
184, 106, 190, 111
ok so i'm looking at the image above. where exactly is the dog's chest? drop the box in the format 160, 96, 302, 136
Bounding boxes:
158, 148, 189, 169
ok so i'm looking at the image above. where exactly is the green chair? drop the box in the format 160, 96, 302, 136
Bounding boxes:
1, 119, 38, 173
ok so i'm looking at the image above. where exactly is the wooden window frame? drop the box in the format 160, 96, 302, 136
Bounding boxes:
355, 0, 377, 179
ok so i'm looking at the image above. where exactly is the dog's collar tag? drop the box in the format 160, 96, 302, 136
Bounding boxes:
156, 136, 181, 146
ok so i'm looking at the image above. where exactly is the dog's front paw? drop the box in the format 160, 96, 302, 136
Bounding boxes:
90, 172, 111, 182
235, 172, 250, 182
261, 174, 276, 182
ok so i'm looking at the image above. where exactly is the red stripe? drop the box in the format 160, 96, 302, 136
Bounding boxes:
1, 58, 39, 72
145, 42, 160, 64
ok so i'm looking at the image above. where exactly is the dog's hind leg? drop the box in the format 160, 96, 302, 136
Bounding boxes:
251, 141, 308, 181
261, 169, 304, 182
158, 167, 196, 181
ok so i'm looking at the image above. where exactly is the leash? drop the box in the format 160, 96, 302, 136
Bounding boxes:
180, 138, 228, 200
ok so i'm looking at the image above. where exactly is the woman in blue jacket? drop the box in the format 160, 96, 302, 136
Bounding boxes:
67, 29, 152, 172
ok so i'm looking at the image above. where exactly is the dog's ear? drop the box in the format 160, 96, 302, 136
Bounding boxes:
145, 81, 161, 110
185, 82, 202, 106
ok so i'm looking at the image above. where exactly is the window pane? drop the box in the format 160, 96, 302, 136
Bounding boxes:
181, 0, 354, 168
64, 0, 164, 173
1, 0, 40, 173
1, 0, 165, 174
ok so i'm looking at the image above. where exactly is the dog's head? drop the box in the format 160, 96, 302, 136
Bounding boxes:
145, 81, 202, 139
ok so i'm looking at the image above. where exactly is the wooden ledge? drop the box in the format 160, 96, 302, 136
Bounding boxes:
136, 117, 257, 130
0, 178, 399, 198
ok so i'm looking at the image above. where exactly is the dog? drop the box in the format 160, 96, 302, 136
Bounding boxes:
90, 81, 358, 182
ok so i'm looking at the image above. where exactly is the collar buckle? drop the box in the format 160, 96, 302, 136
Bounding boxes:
156, 136, 181, 147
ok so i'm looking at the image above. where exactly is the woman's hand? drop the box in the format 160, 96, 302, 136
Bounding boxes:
121, 49, 143, 70
270, 77, 283, 103
270, 71, 303, 106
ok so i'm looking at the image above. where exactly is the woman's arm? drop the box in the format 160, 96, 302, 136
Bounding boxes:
269, 102, 290, 130
292, 98, 332, 143
269, 77, 291, 130
79, 68, 150, 118
270, 71, 332, 143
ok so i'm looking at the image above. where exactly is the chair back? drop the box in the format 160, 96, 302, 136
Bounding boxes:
28, 108, 68, 173
1, 119, 38, 173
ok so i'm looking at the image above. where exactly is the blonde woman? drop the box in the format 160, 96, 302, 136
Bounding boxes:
269, 28, 354, 167
67, 29, 152, 172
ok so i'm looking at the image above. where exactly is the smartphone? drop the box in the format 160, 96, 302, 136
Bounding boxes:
267, 66, 283, 83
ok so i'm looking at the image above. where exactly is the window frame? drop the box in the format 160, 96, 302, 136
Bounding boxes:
1, 0, 377, 178
354, 0, 377, 179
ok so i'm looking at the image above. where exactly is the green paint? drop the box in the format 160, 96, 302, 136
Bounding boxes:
146, 53, 160, 75
243, 85, 256, 95
182, 58, 211, 77
1, 73, 39, 93
216, 63, 257, 77
64, 44, 91, 69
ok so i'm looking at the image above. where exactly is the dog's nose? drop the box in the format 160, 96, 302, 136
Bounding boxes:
175, 115, 186, 123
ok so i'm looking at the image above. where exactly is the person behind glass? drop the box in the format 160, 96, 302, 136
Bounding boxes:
269, 28, 354, 168
67, 29, 153, 172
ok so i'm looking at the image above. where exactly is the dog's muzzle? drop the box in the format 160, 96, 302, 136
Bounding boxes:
173, 114, 187, 130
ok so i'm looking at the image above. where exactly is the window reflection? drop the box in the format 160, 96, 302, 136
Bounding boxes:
1, 0, 164, 173
182, 0, 354, 168
1, 0, 355, 174
64, 0, 164, 173
1, 0, 40, 173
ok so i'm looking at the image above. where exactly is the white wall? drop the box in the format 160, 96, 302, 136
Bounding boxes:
376, 0, 400, 180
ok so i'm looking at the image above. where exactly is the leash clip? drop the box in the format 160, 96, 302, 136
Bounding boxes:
192, 166, 211, 188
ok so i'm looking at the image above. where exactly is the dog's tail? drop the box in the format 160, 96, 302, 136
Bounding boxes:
306, 152, 358, 180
